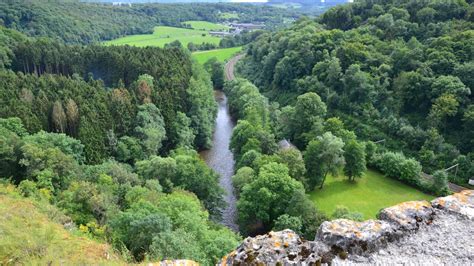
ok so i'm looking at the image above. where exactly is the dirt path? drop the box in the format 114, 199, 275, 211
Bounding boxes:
224, 54, 244, 81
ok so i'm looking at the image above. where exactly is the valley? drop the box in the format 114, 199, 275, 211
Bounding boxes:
0, 0, 473, 265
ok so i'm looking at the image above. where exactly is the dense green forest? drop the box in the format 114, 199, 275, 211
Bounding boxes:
239, 0, 474, 186
0, 1, 298, 44
0, 22, 241, 263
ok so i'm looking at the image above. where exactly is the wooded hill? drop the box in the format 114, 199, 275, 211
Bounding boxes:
0, 1, 299, 44
239, 0, 474, 185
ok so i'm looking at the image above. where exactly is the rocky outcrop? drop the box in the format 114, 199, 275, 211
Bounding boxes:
219, 229, 332, 265
317, 219, 393, 255
220, 190, 474, 265
431, 190, 474, 219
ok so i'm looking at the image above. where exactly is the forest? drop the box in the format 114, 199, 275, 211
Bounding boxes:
0, 1, 298, 44
239, 0, 474, 187
0, 16, 239, 263
0, 0, 473, 264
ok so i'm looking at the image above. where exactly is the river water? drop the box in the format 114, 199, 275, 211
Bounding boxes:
200, 90, 239, 231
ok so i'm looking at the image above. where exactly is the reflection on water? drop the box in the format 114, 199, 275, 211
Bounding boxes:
200, 90, 239, 231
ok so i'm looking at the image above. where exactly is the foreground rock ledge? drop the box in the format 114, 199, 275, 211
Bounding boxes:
219, 190, 474, 265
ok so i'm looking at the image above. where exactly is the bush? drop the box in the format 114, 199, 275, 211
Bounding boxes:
374, 151, 422, 187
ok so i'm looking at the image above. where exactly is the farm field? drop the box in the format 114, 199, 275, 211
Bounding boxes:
183, 20, 229, 31
219, 12, 239, 20
309, 169, 434, 220
192, 46, 242, 64
104, 25, 221, 48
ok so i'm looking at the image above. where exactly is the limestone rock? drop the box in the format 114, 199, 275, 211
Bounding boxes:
316, 219, 393, 254
219, 229, 331, 265
378, 200, 434, 230
431, 190, 474, 219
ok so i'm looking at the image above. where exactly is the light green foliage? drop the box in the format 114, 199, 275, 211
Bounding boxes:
272, 214, 303, 235
171, 112, 195, 149
232, 166, 256, 198
24, 131, 85, 163
182, 21, 229, 31
374, 151, 422, 186
431, 170, 449, 196
428, 93, 459, 128
304, 132, 345, 190
331, 206, 363, 221
136, 149, 224, 218
134, 104, 167, 157
192, 46, 242, 65
276, 148, 307, 188
186, 64, 218, 149
309, 170, 434, 219
343, 140, 367, 181
289, 92, 327, 148
0, 117, 28, 137
237, 162, 305, 234
105, 26, 222, 48
204, 57, 225, 89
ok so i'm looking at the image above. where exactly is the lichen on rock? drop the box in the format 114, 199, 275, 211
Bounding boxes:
219, 229, 331, 265
317, 219, 393, 255
219, 190, 474, 265
378, 200, 435, 231
431, 190, 474, 219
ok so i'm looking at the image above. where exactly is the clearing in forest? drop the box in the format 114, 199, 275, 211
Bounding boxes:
309, 169, 434, 219
182, 21, 230, 31
192, 46, 242, 64
104, 24, 222, 47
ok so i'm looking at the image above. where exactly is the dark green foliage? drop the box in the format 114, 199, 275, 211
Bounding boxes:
343, 140, 367, 181
373, 151, 423, 188
431, 170, 449, 196
240, 0, 474, 183
0, 2, 298, 44
204, 57, 225, 90
237, 162, 306, 235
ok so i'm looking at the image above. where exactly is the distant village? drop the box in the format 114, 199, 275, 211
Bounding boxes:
209, 23, 264, 37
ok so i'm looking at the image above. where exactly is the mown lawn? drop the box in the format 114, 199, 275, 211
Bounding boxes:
192, 46, 242, 64
308, 169, 434, 219
183, 20, 229, 31
104, 25, 221, 47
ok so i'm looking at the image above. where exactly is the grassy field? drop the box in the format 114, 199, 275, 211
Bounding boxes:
309, 169, 434, 220
219, 12, 239, 20
105, 25, 221, 48
0, 184, 123, 264
183, 21, 229, 31
192, 46, 242, 64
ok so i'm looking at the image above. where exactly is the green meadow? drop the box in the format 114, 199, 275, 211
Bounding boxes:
104, 25, 222, 48
183, 21, 229, 31
309, 169, 434, 220
192, 46, 242, 64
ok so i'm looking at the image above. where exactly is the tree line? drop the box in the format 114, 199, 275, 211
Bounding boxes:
0, 1, 299, 44
0, 24, 241, 264
240, 0, 474, 186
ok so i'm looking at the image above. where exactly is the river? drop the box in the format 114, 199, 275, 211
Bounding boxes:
200, 90, 239, 231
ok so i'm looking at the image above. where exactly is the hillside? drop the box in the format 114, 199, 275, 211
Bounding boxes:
0, 2, 299, 44
239, 0, 474, 186
0, 184, 123, 265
